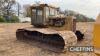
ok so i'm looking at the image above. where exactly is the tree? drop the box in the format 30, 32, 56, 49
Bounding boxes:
0, 0, 20, 16
23, 4, 31, 17
64, 10, 95, 22
0, 0, 20, 23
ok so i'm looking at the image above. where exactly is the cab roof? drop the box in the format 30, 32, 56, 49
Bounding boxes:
30, 4, 59, 10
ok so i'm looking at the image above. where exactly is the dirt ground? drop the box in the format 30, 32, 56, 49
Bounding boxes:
0, 22, 97, 56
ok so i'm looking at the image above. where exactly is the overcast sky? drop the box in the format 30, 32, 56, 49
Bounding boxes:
17, 0, 100, 19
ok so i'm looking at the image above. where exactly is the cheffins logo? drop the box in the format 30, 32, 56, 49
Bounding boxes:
68, 46, 94, 52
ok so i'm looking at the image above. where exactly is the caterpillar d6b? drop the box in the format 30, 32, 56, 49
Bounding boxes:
16, 4, 84, 52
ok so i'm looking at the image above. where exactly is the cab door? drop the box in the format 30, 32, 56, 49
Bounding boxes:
31, 9, 43, 26
36, 9, 43, 25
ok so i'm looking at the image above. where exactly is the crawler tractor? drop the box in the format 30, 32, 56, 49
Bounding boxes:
16, 4, 84, 52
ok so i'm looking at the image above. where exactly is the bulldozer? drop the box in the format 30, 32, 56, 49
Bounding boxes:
16, 4, 84, 52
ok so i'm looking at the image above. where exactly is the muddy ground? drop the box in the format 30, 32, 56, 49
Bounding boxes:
0, 22, 96, 56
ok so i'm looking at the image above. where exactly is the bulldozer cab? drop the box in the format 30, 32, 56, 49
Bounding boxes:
30, 4, 59, 26
30, 4, 76, 32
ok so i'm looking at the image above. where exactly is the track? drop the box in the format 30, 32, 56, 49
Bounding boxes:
16, 28, 77, 52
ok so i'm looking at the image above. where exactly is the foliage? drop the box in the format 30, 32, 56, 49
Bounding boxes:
0, 16, 6, 22
0, 15, 19, 23
0, 0, 16, 15
11, 15, 19, 22
64, 10, 95, 22
76, 14, 95, 22
87, 18, 95, 22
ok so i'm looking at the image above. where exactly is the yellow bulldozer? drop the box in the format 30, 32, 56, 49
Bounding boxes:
16, 4, 84, 52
